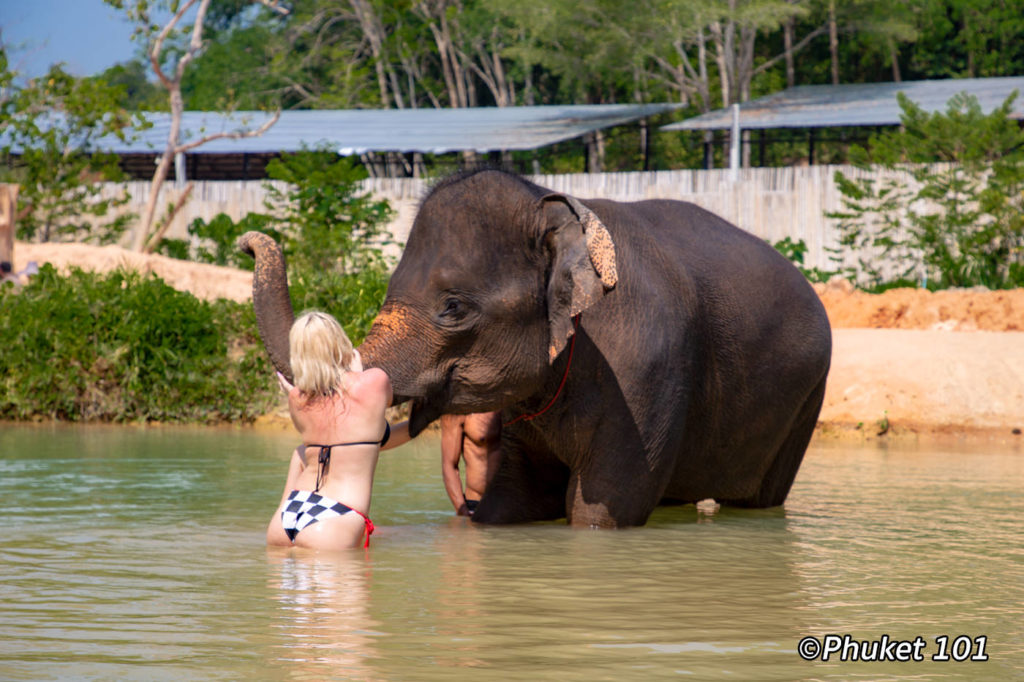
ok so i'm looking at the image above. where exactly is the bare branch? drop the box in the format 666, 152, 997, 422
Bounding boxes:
751, 24, 829, 77
173, 110, 282, 155
143, 182, 195, 254
173, 0, 212, 84
149, 0, 201, 90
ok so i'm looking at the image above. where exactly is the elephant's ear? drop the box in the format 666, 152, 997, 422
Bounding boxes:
540, 194, 618, 363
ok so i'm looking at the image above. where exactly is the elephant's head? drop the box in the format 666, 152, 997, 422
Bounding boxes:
240, 169, 617, 436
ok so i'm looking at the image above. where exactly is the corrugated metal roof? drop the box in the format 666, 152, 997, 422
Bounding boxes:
662, 77, 1024, 131
17, 104, 676, 155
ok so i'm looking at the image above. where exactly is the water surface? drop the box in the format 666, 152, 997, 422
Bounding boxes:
1, 424, 1021, 680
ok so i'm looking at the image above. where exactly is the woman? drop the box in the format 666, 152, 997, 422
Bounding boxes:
266, 311, 409, 551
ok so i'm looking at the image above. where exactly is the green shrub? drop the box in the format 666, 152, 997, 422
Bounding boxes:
160, 212, 278, 270
158, 149, 397, 344
830, 91, 1024, 290
0, 55, 146, 244
0, 264, 277, 423
770, 237, 836, 283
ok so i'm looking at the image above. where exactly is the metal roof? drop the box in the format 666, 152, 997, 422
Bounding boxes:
662, 77, 1024, 131
62, 104, 677, 156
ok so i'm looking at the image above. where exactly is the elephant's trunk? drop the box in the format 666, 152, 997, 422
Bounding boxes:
239, 232, 436, 430
237, 231, 294, 382
357, 300, 426, 405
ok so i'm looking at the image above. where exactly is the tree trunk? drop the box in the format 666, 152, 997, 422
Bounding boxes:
133, 89, 181, 251
783, 18, 796, 88
0, 184, 17, 274
829, 0, 839, 85
889, 38, 902, 82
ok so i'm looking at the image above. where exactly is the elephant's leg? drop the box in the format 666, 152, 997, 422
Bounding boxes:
565, 445, 673, 528
729, 374, 827, 508
471, 438, 570, 524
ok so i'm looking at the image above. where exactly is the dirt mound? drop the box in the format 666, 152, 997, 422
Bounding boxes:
12, 241, 253, 303
814, 278, 1024, 331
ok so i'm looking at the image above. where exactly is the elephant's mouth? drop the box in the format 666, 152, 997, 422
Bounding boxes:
408, 397, 442, 437
405, 363, 456, 437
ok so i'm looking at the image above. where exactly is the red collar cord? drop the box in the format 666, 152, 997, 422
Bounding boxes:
504, 315, 580, 427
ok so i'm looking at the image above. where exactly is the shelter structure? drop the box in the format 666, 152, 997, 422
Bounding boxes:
89, 104, 678, 180
663, 77, 1024, 169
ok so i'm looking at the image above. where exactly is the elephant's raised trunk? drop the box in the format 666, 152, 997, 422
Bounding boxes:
239, 232, 437, 431
237, 231, 294, 382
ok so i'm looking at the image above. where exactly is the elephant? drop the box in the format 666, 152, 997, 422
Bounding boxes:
238, 168, 832, 528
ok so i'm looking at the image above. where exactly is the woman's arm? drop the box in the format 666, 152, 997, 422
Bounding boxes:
277, 372, 308, 434
381, 420, 412, 451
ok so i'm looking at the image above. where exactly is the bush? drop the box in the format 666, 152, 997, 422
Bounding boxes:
162, 211, 276, 270
829, 91, 1024, 290
157, 149, 396, 343
0, 264, 277, 423
771, 237, 835, 284
0, 54, 145, 244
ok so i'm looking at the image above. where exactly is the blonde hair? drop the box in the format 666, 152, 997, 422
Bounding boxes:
289, 311, 355, 398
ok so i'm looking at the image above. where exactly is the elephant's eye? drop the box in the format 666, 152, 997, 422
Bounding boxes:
440, 297, 463, 317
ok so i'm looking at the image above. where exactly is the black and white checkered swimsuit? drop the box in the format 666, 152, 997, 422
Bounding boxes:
281, 490, 375, 547
279, 423, 390, 548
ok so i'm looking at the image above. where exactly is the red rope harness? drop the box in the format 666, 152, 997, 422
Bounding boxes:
504, 315, 580, 427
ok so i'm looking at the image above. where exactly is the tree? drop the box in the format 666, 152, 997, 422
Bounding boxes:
106, 0, 289, 252
159, 148, 395, 343
90, 61, 167, 110
830, 92, 1024, 290
0, 50, 144, 244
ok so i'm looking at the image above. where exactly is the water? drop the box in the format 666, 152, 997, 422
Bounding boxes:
1, 424, 1022, 680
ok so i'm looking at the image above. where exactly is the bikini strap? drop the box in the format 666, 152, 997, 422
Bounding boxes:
314, 445, 331, 492
352, 509, 375, 548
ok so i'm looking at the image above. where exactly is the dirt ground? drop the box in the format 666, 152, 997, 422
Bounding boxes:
11, 241, 1024, 440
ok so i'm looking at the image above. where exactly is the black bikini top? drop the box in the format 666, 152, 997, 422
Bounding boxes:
307, 422, 391, 491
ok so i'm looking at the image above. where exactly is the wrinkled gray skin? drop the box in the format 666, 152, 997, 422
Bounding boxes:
238, 169, 831, 528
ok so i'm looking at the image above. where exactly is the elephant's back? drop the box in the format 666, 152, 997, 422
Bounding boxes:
586, 198, 826, 329
587, 195, 832, 448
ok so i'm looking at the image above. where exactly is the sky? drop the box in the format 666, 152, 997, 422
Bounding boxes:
1, 0, 141, 79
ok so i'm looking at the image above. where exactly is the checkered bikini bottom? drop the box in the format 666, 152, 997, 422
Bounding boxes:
281, 490, 375, 548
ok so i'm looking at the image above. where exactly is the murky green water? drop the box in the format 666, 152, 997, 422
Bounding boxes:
0, 424, 1021, 680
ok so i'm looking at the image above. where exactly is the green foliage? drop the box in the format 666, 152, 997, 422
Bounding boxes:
0, 55, 147, 243
90, 61, 167, 111
260, 152, 394, 343
0, 264, 277, 423
181, 21, 289, 110
158, 149, 396, 344
262, 150, 395, 274
264, 150, 395, 343
163, 212, 277, 270
770, 236, 836, 283
288, 268, 391, 347
829, 92, 1024, 290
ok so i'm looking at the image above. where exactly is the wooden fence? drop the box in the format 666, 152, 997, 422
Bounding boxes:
96, 165, 913, 272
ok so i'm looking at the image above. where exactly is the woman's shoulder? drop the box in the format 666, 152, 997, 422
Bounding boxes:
346, 368, 392, 403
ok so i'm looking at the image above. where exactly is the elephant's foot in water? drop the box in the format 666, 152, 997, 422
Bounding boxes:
565, 471, 661, 529
722, 376, 827, 509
